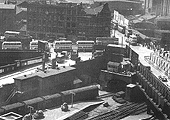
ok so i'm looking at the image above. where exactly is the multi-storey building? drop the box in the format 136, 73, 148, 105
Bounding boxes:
0, 3, 16, 35
144, 0, 162, 15
27, 2, 75, 39
77, 3, 111, 41
93, 0, 143, 17
27, 1, 111, 41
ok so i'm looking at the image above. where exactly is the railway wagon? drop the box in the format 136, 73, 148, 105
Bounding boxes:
1, 102, 25, 115
22, 97, 44, 113
0, 108, 5, 115
61, 85, 99, 103
43, 93, 62, 109
0, 63, 16, 75
0, 56, 43, 75
0, 85, 99, 115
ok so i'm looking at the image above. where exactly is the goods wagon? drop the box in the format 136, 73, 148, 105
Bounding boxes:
43, 93, 62, 109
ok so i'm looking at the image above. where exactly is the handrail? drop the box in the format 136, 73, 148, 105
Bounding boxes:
5, 87, 16, 104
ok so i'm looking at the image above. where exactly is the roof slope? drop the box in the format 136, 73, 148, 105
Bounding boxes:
84, 4, 103, 15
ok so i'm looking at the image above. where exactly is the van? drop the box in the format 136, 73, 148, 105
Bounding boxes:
129, 35, 137, 45
126, 29, 132, 37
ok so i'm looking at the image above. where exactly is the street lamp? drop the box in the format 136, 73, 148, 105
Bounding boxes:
71, 92, 75, 108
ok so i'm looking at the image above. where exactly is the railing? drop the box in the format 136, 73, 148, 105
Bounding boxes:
5, 87, 16, 104
138, 62, 170, 102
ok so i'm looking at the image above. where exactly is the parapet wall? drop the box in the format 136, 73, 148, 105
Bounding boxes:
137, 57, 170, 118
149, 51, 170, 77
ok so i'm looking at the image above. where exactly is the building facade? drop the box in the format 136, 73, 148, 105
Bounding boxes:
144, 0, 162, 15
93, 0, 143, 16
27, 2, 111, 41
0, 3, 16, 35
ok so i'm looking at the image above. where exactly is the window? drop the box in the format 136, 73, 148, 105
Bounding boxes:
60, 9, 65, 14
67, 17, 71, 21
58, 22, 64, 27
52, 27, 57, 32
72, 9, 76, 15
72, 23, 76, 27
72, 17, 76, 21
67, 9, 72, 15
59, 15, 65, 21
66, 22, 71, 28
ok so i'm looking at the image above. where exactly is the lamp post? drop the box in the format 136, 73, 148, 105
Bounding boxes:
71, 92, 75, 108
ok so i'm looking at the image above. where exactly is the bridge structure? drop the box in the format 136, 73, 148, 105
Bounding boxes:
129, 46, 170, 119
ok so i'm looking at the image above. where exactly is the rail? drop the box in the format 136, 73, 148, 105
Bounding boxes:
87, 102, 147, 120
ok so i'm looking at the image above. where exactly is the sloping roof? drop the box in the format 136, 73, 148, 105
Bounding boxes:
131, 14, 156, 24
84, 4, 103, 15
155, 16, 170, 22
140, 14, 156, 21
94, 0, 142, 4
16, 6, 27, 14
0, 3, 15, 9
16, 1, 29, 7
66, 0, 94, 4
108, 61, 120, 66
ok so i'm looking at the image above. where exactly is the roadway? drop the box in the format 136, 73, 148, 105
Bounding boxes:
112, 29, 170, 87
0, 29, 163, 87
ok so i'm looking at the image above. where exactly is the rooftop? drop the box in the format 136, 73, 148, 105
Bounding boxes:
84, 4, 103, 15
107, 44, 126, 48
0, 3, 15, 9
14, 66, 76, 80
94, 0, 142, 4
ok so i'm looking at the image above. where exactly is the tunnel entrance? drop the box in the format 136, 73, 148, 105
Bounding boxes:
107, 79, 127, 92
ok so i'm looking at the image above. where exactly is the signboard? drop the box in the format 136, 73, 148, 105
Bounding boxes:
114, 10, 119, 22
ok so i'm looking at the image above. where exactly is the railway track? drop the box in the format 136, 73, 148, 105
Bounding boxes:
87, 102, 147, 120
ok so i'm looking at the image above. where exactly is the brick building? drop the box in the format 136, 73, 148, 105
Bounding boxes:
78, 3, 111, 41
93, 0, 143, 16
27, 1, 111, 41
14, 66, 76, 101
0, 3, 16, 35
